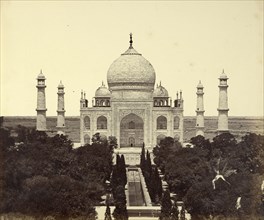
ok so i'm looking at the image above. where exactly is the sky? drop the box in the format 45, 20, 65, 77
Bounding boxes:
1, 1, 263, 116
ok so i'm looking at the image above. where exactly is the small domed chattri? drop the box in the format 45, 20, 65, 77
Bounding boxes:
197, 80, 203, 88
37, 69, 46, 79
95, 81, 111, 97
219, 69, 228, 79
58, 80, 64, 88
153, 82, 169, 97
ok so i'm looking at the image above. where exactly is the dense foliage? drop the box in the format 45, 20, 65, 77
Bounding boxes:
154, 133, 264, 219
140, 143, 162, 203
0, 127, 114, 219
111, 154, 128, 220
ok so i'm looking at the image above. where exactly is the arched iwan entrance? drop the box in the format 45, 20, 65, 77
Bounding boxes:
120, 113, 144, 147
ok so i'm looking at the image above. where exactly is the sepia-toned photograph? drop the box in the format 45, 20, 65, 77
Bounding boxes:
0, 1, 263, 219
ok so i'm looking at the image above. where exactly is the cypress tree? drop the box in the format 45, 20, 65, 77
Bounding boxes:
140, 142, 146, 173
116, 154, 121, 169
105, 204, 112, 220
157, 170, 163, 200
153, 167, 163, 202
180, 205, 186, 220
113, 185, 128, 220
146, 150, 152, 174
120, 154, 127, 186
160, 190, 172, 220
111, 166, 118, 198
144, 150, 152, 189
171, 204, 179, 220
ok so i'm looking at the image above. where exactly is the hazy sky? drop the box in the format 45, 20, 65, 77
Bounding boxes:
1, 1, 263, 116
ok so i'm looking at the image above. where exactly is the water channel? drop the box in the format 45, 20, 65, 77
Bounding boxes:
127, 168, 146, 206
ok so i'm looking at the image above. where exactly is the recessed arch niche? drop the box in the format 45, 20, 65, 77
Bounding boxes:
120, 113, 144, 147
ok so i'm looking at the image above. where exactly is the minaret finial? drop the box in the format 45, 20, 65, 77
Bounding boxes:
160, 81, 161, 86
129, 33, 133, 48
40, 69, 42, 74
222, 69, 225, 74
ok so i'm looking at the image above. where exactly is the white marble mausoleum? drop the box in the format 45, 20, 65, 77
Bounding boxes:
79, 34, 184, 163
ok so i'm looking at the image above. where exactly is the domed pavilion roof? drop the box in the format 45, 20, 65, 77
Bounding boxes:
219, 69, 228, 79
58, 80, 64, 88
197, 80, 203, 89
37, 69, 46, 79
107, 34, 156, 91
95, 82, 111, 97
153, 82, 169, 97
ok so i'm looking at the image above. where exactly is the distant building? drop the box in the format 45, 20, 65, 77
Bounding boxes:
79, 34, 184, 163
36, 70, 47, 131
196, 81, 205, 136
57, 81, 66, 128
217, 70, 229, 133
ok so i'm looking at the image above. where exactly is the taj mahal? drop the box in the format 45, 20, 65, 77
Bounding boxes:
80, 34, 184, 149
36, 34, 229, 164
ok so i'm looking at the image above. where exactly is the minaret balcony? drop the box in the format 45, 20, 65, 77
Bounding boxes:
218, 84, 229, 88
36, 85, 46, 88
196, 110, 205, 113
217, 108, 229, 111
57, 110, 66, 113
36, 108, 47, 111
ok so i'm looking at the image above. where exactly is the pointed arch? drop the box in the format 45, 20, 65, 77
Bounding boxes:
157, 115, 167, 129
84, 116, 90, 129
128, 121, 135, 129
97, 116, 107, 129
84, 134, 90, 145
120, 113, 144, 147
174, 116, 180, 129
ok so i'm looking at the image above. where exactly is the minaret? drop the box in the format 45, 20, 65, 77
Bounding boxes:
36, 70, 47, 131
57, 81, 65, 128
196, 81, 205, 136
217, 69, 229, 133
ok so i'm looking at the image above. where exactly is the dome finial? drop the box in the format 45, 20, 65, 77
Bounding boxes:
222, 69, 225, 74
129, 33, 133, 48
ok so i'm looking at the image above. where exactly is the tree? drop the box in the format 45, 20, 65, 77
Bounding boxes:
105, 204, 112, 220
190, 135, 211, 159
0, 129, 114, 219
160, 190, 172, 220
108, 136, 118, 151
140, 142, 146, 173
171, 204, 179, 220
153, 137, 182, 172
113, 185, 128, 220
92, 132, 108, 145
153, 167, 163, 201
159, 133, 264, 219
164, 147, 209, 199
120, 154, 127, 186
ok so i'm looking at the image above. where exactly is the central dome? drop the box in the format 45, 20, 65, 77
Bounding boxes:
107, 35, 156, 91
